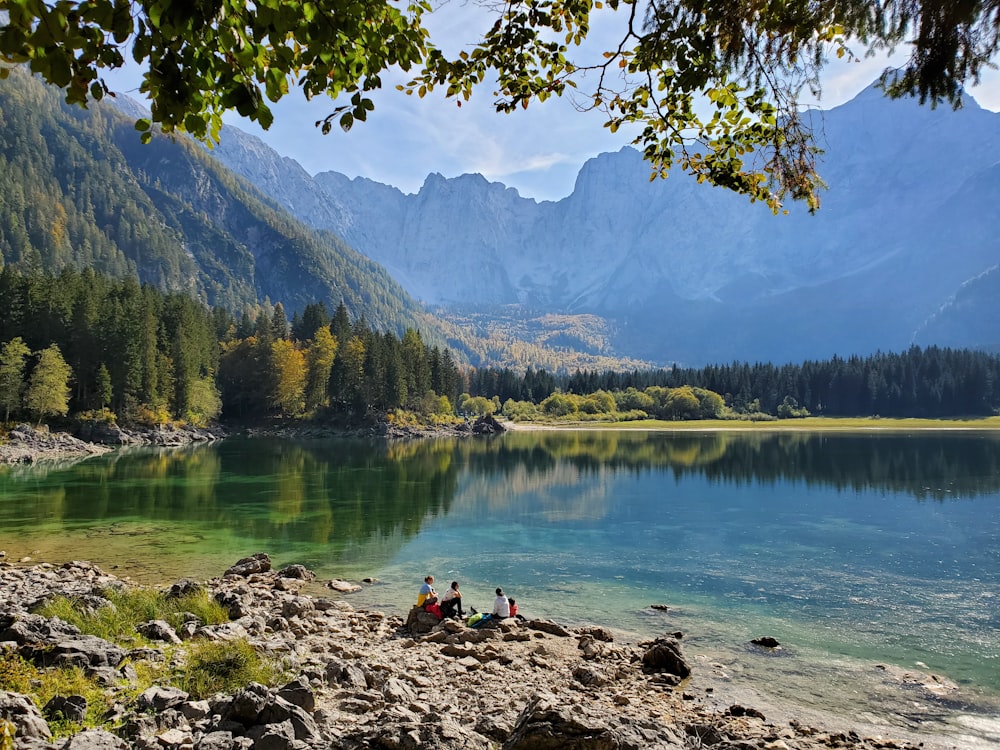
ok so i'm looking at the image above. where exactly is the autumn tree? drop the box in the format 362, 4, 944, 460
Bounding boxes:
270, 339, 307, 416
0, 336, 31, 422
4, 1, 998, 209
304, 326, 337, 413
25, 344, 72, 423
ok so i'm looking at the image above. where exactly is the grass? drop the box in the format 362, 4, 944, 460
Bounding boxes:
512, 415, 1000, 431
174, 638, 284, 699
6, 585, 282, 735
0, 651, 115, 735
37, 586, 229, 644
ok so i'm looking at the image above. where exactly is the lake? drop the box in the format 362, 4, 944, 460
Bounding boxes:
1, 429, 999, 746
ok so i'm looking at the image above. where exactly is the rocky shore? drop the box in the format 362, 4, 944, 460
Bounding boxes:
0, 424, 225, 465
0, 555, 940, 750
0, 415, 506, 466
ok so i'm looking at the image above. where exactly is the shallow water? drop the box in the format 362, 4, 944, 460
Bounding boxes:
1, 430, 998, 743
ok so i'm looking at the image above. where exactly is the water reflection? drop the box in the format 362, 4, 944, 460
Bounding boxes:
1, 429, 998, 743
3, 432, 1000, 552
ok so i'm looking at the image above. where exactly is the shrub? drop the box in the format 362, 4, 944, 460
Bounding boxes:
175, 638, 282, 699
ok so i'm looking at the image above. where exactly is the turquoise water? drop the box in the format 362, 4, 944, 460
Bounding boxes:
1, 430, 999, 740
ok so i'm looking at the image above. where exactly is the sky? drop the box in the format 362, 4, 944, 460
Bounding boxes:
102, 7, 1000, 203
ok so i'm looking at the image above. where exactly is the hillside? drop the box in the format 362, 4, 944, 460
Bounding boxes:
0, 70, 426, 335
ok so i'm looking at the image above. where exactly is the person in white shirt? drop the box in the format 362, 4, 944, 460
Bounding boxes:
492, 587, 510, 619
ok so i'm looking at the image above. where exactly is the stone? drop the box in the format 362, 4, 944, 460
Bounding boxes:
60, 728, 129, 749
43, 695, 87, 723
324, 579, 362, 593
156, 728, 194, 749
165, 579, 203, 599
524, 620, 572, 638
276, 565, 314, 580
0, 690, 52, 740
225, 554, 271, 577
276, 677, 314, 713
223, 683, 271, 724
750, 637, 781, 649
136, 687, 190, 713
136, 620, 182, 644
641, 637, 691, 679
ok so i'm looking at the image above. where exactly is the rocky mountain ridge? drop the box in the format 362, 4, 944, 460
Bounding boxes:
209, 82, 1000, 365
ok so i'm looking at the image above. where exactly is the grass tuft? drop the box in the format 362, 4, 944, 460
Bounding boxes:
37, 587, 228, 643
175, 638, 283, 699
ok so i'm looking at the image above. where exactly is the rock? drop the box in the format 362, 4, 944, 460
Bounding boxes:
641, 637, 690, 679
404, 606, 440, 634
0, 690, 52, 740
750, 637, 781, 649
223, 683, 271, 724
726, 704, 766, 720
39, 635, 127, 669
165, 580, 203, 599
650, 604, 670, 612
577, 627, 614, 642
136, 687, 190, 713
471, 415, 506, 434
276, 565, 314, 580
43, 694, 87, 723
524, 620, 572, 638
136, 620, 182, 644
155, 727, 194, 749
224, 553, 271, 577
60, 728, 129, 749
685, 723, 725, 745
258, 697, 322, 743
325, 579, 362, 593
276, 677, 314, 712
505, 692, 683, 749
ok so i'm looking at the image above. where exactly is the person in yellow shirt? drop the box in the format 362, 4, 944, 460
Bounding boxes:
416, 575, 437, 607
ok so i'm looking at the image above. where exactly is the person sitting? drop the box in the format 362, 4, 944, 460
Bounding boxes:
440, 581, 465, 619
492, 587, 510, 619
416, 575, 437, 607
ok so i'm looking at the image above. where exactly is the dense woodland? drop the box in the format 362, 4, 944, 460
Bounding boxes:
0, 269, 462, 427
1, 269, 999, 429
469, 347, 1000, 419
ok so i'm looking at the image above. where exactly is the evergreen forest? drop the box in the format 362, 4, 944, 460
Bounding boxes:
1, 269, 998, 431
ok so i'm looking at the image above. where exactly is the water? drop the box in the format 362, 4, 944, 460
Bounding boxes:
1, 430, 999, 744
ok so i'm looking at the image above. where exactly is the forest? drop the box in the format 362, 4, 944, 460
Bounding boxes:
1, 269, 999, 429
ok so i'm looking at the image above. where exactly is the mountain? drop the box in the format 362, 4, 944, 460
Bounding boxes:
209, 82, 1000, 366
0, 69, 430, 336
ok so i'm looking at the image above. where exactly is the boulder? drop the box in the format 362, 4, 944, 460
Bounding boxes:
136, 687, 190, 713
640, 637, 690, 679
224, 554, 271, 577
276, 565, 314, 581
60, 728, 129, 749
43, 694, 87, 723
525, 620, 572, 638
0, 690, 52, 740
136, 620, 182, 644
325, 579, 362, 593
750, 637, 781, 649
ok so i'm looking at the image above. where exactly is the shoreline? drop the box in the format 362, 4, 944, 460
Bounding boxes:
5, 414, 1000, 466
0, 555, 982, 750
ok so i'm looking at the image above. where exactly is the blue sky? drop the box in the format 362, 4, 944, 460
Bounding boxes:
104, 9, 1000, 203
